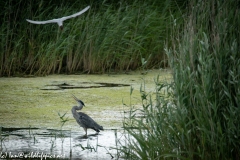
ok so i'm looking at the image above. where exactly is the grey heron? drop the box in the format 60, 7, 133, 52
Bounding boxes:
71, 94, 103, 137
26, 6, 90, 30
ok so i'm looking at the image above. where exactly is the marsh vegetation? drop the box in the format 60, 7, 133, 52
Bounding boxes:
121, 0, 240, 159
0, 0, 174, 76
0, 0, 239, 159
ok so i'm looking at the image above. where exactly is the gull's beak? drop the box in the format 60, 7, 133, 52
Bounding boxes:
72, 94, 79, 101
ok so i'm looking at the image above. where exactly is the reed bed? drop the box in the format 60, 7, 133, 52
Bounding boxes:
121, 0, 240, 159
0, 0, 171, 76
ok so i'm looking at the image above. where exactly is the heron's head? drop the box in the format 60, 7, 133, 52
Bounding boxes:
72, 94, 85, 106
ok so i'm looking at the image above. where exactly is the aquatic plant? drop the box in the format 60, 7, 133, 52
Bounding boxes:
75, 139, 96, 152
0, 127, 6, 150
28, 125, 38, 144
49, 131, 57, 153
120, 0, 240, 159
98, 144, 115, 159
57, 111, 69, 143
58, 111, 69, 129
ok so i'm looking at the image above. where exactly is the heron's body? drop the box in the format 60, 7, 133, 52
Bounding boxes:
71, 95, 103, 137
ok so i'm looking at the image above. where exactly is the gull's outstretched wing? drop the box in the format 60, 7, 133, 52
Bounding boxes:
26, 6, 90, 27
61, 6, 90, 21
26, 19, 59, 25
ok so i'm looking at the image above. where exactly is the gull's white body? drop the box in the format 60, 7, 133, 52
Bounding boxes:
26, 6, 90, 28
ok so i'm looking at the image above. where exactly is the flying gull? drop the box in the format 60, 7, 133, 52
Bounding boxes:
26, 6, 90, 30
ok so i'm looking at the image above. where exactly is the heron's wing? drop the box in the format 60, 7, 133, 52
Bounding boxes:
26, 19, 58, 24
77, 112, 102, 130
61, 6, 90, 21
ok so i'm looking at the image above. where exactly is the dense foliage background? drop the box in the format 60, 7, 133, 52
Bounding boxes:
121, 0, 240, 159
0, 0, 183, 76
1, 0, 239, 159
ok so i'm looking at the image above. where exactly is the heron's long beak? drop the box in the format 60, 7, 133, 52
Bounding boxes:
71, 94, 79, 101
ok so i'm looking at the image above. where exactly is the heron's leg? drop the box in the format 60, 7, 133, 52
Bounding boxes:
84, 128, 87, 137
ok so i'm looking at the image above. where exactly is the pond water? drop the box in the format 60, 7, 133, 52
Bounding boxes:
1, 127, 124, 160
0, 69, 172, 159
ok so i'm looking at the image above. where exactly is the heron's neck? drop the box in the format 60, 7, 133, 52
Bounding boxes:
71, 105, 83, 118
74, 105, 83, 110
